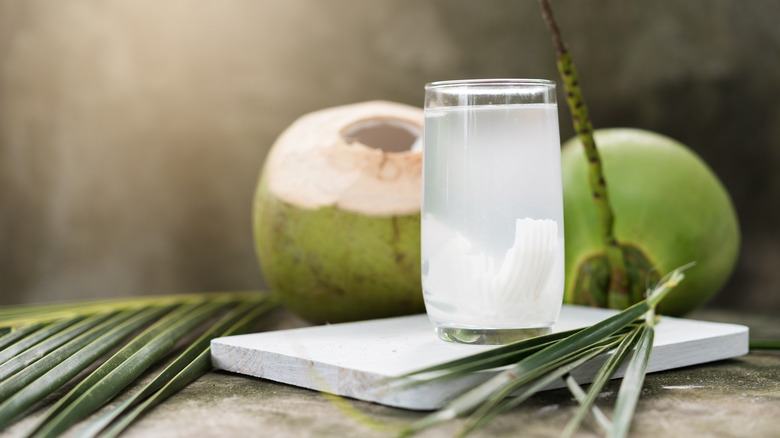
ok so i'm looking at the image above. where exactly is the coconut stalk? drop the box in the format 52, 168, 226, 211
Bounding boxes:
537, 0, 629, 309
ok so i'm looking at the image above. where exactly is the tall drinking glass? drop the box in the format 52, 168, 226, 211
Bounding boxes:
422, 79, 564, 345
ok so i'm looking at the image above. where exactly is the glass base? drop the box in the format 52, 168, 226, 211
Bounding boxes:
435, 325, 552, 345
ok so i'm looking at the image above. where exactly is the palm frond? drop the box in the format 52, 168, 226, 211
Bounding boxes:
0, 314, 113, 381
0, 324, 45, 351
0, 317, 83, 367
393, 327, 583, 387
397, 268, 687, 437
29, 301, 225, 437
564, 376, 611, 433
459, 337, 621, 437
608, 309, 656, 438
0, 292, 275, 436
0, 307, 165, 430
77, 300, 274, 438
560, 321, 646, 437
749, 339, 780, 350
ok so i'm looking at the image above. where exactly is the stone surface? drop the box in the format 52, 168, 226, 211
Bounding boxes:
120, 351, 780, 438
112, 313, 780, 437
2, 309, 776, 438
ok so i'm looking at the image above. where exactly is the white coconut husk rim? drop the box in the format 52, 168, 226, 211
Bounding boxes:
265, 101, 423, 216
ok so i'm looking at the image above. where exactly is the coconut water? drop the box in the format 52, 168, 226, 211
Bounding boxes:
422, 103, 564, 330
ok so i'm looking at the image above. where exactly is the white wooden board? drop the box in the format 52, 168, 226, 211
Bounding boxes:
211, 305, 748, 410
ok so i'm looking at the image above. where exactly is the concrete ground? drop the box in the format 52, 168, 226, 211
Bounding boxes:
2, 309, 779, 438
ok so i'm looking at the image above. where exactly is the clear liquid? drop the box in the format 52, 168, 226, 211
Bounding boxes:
422, 103, 564, 329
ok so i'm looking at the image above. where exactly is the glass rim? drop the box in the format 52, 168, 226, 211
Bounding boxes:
425, 78, 555, 90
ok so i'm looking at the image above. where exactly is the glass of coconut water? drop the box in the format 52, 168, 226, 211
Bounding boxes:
422, 79, 564, 345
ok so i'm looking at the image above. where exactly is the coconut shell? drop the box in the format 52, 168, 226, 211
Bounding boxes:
254, 101, 424, 323
562, 128, 740, 316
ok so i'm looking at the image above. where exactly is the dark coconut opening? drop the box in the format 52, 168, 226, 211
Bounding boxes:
341, 119, 421, 153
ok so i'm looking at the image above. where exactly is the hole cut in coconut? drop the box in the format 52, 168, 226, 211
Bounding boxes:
341, 119, 421, 153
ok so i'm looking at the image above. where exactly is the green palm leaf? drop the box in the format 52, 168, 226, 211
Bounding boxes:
103, 350, 215, 438
609, 309, 656, 438
564, 375, 611, 433
92, 301, 275, 438
749, 340, 780, 349
0, 324, 45, 351
397, 269, 686, 437
0, 292, 275, 436
28, 301, 223, 437
459, 337, 622, 437
0, 315, 111, 381
393, 327, 583, 387
0, 307, 167, 430
561, 322, 646, 437
0, 317, 83, 368
0, 311, 118, 402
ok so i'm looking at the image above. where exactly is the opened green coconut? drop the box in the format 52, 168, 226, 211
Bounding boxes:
562, 128, 740, 316
253, 101, 425, 323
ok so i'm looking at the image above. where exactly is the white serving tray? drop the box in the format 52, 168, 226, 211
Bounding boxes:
211, 305, 748, 410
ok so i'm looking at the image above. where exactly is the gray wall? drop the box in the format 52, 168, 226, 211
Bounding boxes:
1, 0, 778, 312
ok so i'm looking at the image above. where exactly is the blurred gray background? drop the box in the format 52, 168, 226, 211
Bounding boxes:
1, 0, 778, 312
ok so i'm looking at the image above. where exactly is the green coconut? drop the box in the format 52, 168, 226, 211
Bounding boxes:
562, 128, 740, 316
253, 101, 425, 323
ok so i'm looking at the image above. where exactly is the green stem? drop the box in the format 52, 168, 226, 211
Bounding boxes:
538, 0, 629, 308
749, 339, 780, 350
